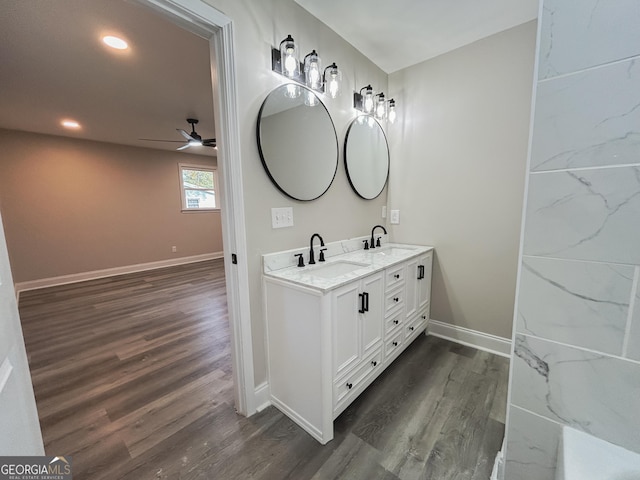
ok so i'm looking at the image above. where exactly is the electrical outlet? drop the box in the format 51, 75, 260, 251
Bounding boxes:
171, 246, 177, 253
271, 207, 294, 228
390, 210, 400, 225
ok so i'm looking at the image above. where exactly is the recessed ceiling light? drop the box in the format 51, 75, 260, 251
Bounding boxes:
61, 119, 81, 129
102, 35, 128, 50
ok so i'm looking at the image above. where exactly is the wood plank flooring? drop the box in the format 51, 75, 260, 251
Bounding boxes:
18, 259, 509, 480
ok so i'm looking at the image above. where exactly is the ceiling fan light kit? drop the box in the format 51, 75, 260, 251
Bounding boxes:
139, 118, 216, 151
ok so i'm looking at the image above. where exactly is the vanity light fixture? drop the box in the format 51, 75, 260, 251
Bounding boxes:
354, 85, 375, 115
354, 85, 398, 123
374, 93, 387, 120
388, 98, 397, 124
304, 50, 322, 90
61, 119, 81, 129
323, 63, 342, 98
272, 35, 341, 97
273, 34, 301, 80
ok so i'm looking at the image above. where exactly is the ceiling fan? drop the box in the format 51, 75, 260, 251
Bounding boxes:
140, 118, 216, 151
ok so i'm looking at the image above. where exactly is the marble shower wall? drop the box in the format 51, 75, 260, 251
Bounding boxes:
504, 1, 640, 479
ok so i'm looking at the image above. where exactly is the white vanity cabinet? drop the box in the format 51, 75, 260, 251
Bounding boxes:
263, 244, 433, 445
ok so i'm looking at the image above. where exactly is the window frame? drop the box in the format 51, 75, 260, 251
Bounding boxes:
178, 163, 220, 212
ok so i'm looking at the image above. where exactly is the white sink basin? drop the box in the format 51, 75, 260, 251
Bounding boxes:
371, 246, 416, 256
306, 261, 369, 278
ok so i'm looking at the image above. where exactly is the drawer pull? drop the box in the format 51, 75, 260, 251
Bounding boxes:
422, 315, 427, 320
393, 297, 399, 302
409, 326, 415, 331
393, 319, 399, 325
371, 361, 378, 367
346, 382, 353, 389
394, 274, 400, 279
392, 341, 398, 347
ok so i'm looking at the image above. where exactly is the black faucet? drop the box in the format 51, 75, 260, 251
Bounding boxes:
370, 225, 387, 249
309, 233, 325, 264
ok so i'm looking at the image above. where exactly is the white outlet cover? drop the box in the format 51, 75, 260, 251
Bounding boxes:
390, 209, 400, 224
272, 207, 294, 228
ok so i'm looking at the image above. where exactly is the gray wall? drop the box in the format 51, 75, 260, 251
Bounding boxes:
387, 22, 537, 339
202, 0, 388, 386
0, 129, 221, 285
504, 1, 640, 478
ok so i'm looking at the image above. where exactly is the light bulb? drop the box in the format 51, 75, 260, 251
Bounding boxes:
279, 35, 300, 78
363, 93, 374, 113
324, 63, 341, 98
285, 83, 301, 99
388, 99, 397, 124
304, 50, 322, 90
375, 93, 387, 120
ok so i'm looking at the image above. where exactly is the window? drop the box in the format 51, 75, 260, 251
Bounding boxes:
179, 164, 219, 211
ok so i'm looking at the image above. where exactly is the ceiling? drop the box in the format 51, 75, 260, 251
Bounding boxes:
0, 1, 539, 154
294, 0, 539, 73
0, 0, 216, 155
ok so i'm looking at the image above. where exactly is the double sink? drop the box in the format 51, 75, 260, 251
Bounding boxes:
306, 246, 418, 278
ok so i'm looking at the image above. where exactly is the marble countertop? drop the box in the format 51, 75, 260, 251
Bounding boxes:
263, 242, 433, 293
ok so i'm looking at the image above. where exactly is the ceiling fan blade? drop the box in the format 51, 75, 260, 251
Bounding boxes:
202, 138, 216, 147
177, 129, 193, 141
176, 143, 191, 151
139, 138, 185, 143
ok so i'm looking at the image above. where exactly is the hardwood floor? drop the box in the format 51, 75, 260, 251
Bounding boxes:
19, 259, 509, 479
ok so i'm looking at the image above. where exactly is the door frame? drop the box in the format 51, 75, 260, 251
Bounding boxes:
135, 0, 255, 415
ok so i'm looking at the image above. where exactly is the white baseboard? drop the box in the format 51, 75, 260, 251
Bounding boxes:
491, 439, 505, 480
428, 319, 512, 358
254, 381, 271, 412
14, 252, 224, 295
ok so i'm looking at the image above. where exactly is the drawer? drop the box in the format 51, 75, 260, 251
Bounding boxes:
384, 285, 404, 317
384, 309, 403, 335
385, 265, 405, 290
406, 309, 429, 342
334, 349, 383, 410
384, 329, 404, 360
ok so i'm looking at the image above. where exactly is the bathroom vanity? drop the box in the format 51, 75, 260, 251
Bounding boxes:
262, 239, 433, 443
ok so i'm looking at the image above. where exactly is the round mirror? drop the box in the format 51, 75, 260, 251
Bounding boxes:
344, 117, 390, 199
257, 84, 339, 201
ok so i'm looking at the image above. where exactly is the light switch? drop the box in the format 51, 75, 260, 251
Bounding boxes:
382, 206, 387, 218
272, 207, 294, 228
390, 209, 400, 225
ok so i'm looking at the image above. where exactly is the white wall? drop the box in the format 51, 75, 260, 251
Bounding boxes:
203, 0, 389, 386
387, 21, 537, 339
0, 211, 44, 454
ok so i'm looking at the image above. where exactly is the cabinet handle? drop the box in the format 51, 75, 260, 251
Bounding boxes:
364, 292, 370, 312
422, 315, 427, 320
393, 341, 398, 347
418, 265, 425, 280
393, 297, 399, 302
358, 293, 365, 314
393, 319, 399, 325
394, 274, 400, 279
409, 326, 415, 331
371, 361, 377, 367
347, 382, 353, 389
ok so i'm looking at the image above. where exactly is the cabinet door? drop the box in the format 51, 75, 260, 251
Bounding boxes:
332, 282, 361, 378
405, 257, 419, 319
417, 253, 433, 310
361, 272, 384, 356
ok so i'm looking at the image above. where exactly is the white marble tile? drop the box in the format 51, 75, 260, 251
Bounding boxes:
511, 334, 640, 453
523, 167, 640, 264
531, 59, 640, 171
627, 272, 640, 361
538, 0, 640, 79
517, 256, 634, 355
504, 405, 561, 480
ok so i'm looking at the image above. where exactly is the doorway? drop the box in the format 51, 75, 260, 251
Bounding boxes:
0, 0, 254, 458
